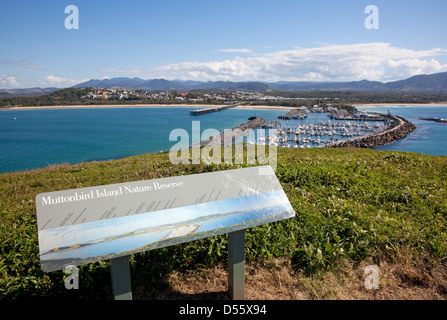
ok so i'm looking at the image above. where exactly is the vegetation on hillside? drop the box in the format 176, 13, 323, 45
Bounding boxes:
0, 147, 446, 299
256, 90, 447, 105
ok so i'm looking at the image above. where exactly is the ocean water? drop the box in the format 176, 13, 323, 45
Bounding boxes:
1, 105, 446, 174
0, 107, 288, 173
359, 105, 447, 156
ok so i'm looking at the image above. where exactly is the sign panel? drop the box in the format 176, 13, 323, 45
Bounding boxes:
36, 166, 295, 272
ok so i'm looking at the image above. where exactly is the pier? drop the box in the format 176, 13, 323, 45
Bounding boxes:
330, 113, 388, 121
191, 116, 266, 148
190, 104, 241, 115
419, 117, 447, 124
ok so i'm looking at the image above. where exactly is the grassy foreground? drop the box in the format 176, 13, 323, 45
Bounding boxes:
0, 147, 446, 299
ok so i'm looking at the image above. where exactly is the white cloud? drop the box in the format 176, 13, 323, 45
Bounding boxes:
382, 58, 443, 81
100, 68, 147, 75
0, 73, 19, 88
39, 75, 87, 87
101, 43, 447, 82
0, 60, 44, 69
216, 48, 253, 53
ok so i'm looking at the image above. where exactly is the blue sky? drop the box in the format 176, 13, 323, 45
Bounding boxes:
1, 0, 446, 88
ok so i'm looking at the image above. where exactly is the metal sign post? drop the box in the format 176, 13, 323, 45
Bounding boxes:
110, 256, 132, 300
109, 230, 247, 300
228, 229, 246, 300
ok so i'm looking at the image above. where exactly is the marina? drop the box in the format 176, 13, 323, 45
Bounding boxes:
190, 106, 390, 150
256, 108, 389, 149
258, 119, 387, 149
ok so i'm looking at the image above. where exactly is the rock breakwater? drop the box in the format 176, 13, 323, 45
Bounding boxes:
325, 115, 416, 149
191, 116, 266, 148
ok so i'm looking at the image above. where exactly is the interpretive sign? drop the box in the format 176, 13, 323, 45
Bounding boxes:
36, 165, 295, 274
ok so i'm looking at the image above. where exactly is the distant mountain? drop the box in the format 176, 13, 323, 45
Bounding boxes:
72, 71, 447, 92
270, 80, 387, 91
384, 72, 447, 91
0, 87, 59, 97
269, 81, 319, 91
74, 78, 188, 91
195, 81, 270, 91
76, 77, 147, 89
3, 72, 447, 95
74, 78, 271, 92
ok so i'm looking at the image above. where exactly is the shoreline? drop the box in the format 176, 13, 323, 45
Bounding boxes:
4, 104, 221, 110
3, 102, 447, 111
3, 104, 294, 111
354, 103, 447, 107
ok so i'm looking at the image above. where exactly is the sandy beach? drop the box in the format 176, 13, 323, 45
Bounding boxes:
4, 104, 295, 111
4, 103, 447, 111
5, 104, 218, 110
353, 102, 447, 107
235, 105, 292, 110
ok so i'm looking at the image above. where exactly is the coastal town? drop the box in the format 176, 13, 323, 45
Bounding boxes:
81, 87, 330, 105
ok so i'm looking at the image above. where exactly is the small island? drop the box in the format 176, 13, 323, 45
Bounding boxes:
419, 117, 447, 124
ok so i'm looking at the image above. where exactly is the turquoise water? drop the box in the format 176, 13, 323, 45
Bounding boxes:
359, 105, 447, 156
1, 105, 446, 174
0, 107, 287, 173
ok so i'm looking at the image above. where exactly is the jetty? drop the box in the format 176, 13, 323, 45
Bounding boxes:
191, 116, 266, 148
419, 117, 447, 124
329, 111, 387, 121
189, 104, 241, 115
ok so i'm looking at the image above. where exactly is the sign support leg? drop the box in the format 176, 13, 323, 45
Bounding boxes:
110, 255, 133, 300
228, 229, 245, 300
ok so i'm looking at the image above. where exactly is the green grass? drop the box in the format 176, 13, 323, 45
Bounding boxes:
1, 147, 446, 299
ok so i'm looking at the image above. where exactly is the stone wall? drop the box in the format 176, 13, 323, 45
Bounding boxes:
191, 116, 266, 148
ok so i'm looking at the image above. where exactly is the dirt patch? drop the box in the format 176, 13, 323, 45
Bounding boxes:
133, 253, 447, 300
